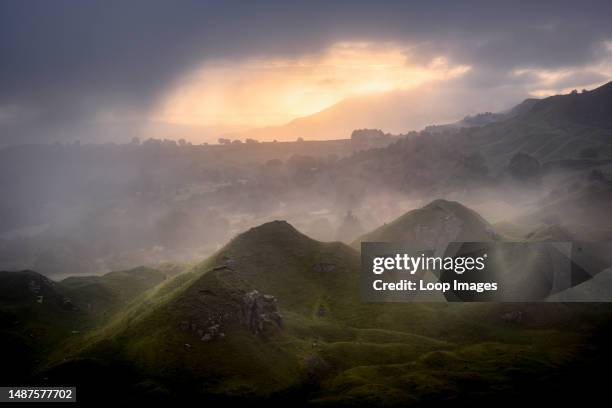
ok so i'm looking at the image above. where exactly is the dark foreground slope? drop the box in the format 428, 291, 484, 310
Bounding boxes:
27, 211, 612, 406
0, 266, 176, 384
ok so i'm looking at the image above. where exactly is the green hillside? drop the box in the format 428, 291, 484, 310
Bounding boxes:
0, 266, 176, 384
0, 270, 85, 383
34, 212, 612, 404
61, 266, 169, 322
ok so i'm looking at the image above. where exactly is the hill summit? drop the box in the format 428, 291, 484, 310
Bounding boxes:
354, 199, 499, 248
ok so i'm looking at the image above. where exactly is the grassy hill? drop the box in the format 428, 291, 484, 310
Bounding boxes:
458, 82, 612, 167
0, 266, 176, 384
30, 211, 612, 405
0, 270, 85, 383
61, 266, 168, 322
353, 199, 499, 249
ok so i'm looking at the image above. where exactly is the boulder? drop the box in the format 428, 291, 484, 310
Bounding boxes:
501, 310, 523, 324
242, 290, 283, 335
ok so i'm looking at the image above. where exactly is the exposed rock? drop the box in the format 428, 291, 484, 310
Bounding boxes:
501, 310, 523, 324
208, 324, 220, 337
316, 304, 326, 318
312, 263, 336, 273
29, 279, 42, 294
180, 317, 225, 342
61, 298, 76, 311
268, 311, 283, 328
242, 290, 283, 335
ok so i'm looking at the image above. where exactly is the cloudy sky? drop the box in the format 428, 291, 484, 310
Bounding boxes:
1, 0, 611, 145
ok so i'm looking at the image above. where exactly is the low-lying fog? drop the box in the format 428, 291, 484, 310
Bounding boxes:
1, 133, 610, 278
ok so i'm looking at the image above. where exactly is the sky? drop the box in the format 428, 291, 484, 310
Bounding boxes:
1, 0, 612, 145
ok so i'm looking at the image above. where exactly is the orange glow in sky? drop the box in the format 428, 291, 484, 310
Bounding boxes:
153, 42, 471, 128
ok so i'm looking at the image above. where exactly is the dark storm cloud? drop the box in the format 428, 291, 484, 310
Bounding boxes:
1, 0, 611, 144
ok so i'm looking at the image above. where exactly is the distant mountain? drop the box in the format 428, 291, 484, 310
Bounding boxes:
225, 78, 602, 144
223, 83, 519, 142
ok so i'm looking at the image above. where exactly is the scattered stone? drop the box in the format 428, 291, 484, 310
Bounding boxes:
312, 263, 336, 273
61, 298, 76, 311
180, 314, 227, 342
28, 280, 42, 294
501, 310, 523, 324
317, 304, 326, 317
208, 324, 220, 336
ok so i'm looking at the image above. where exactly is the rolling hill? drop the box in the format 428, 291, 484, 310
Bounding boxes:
28, 205, 612, 404
0, 266, 177, 384
353, 199, 499, 249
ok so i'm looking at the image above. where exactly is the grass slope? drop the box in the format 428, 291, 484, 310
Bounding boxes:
42, 214, 612, 405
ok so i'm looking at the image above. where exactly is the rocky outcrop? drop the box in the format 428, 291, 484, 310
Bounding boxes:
178, 288, 282, 341
241, 290, 283, 335
179, 312, 226, 342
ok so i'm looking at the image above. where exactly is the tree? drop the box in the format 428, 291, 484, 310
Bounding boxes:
218, 138, 231, 145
